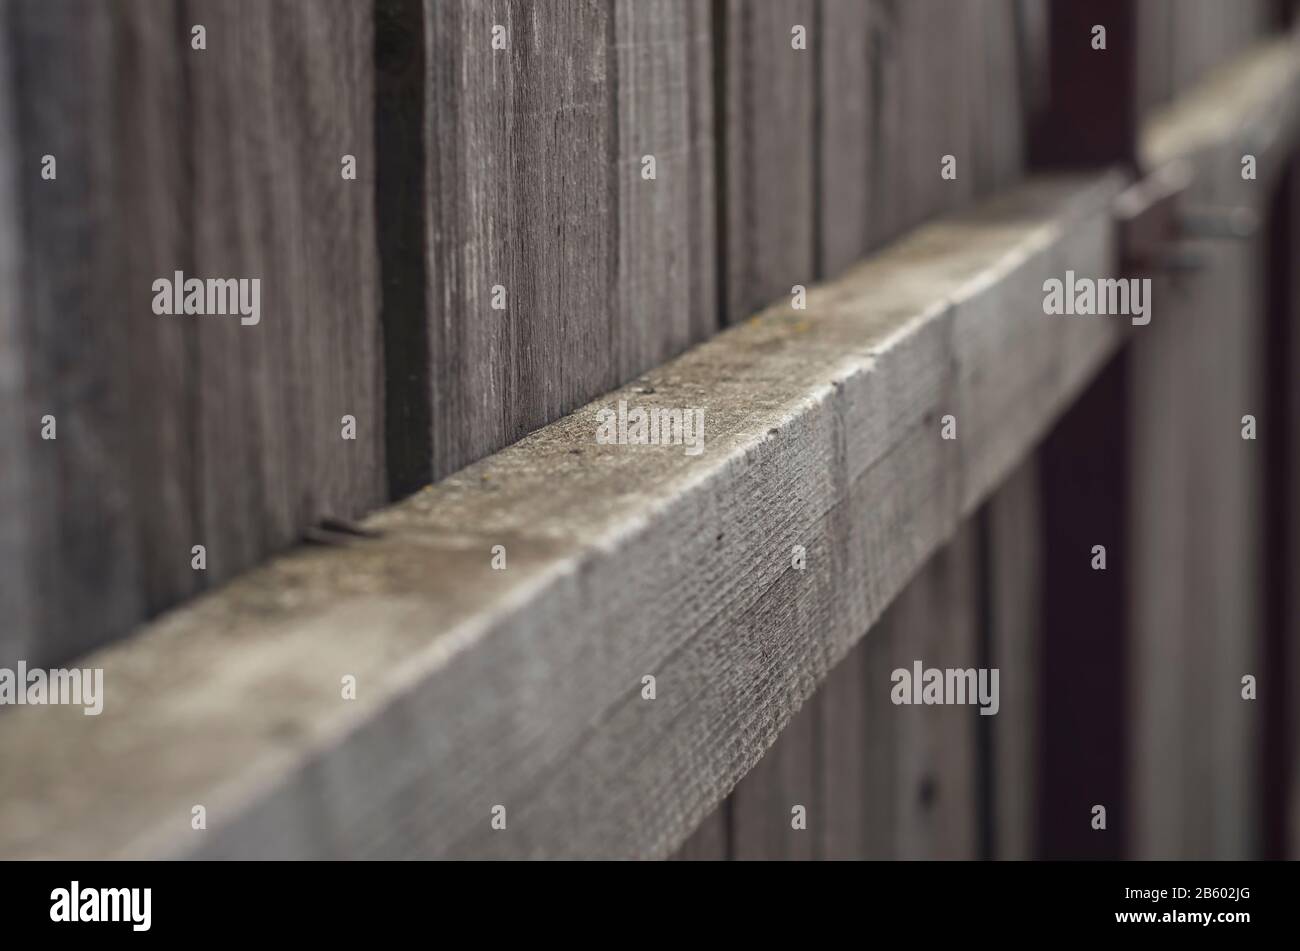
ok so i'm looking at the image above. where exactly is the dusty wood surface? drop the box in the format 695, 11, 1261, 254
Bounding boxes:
0, 170, 1128, 859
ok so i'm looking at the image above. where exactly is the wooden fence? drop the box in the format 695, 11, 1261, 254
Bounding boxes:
0, 0, 1297, 859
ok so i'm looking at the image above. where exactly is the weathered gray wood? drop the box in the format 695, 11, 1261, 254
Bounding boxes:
0, 1, 33, 669
0, 1, 167, 667
731, 699, 817, 860
814, 631, 872, 859
889, 524, 981, 859
818, 525, 983, 860
819, 0, 1036, 277
722, 0, 816, 321
188, 0, 384, 583
1127, 38, 1299, 859
0, 168, 1131, 859
614, 0, 716, 378
426, 0, 716, 478
986, 454, 1041, 859
0, 1, 384, 667
425, 0, 614, 477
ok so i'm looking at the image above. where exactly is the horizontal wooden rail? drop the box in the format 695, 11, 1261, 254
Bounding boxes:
0, 37, 1296, 861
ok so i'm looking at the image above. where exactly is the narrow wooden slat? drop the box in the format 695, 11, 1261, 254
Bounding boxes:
1124, 39, 1298, 860
0, 0, 34, 667
722, 0, 815, 322
0, 1, 172, 666
613, 0, 716, 378
731, 701, 817, 860
1127, 169, 1266, 860
717, 0, 816, 850
186, 0, 384, 585
819, 0, 1037, 276
888, 525, 982, 859
985, 454, 1042, 859
425, 0, 615, 477
425, 0, 716, 479
814, 633, 872, 860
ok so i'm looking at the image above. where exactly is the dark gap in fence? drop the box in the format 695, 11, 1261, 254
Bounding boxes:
1036, 354, 1130, 859
1028, 0, 1137, 170
1261, 163, 1296, 859
975, 506, 996, 861
374, 0, 431, 500
711, 0, 729, 332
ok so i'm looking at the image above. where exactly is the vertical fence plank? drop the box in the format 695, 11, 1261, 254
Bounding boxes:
730, 699, 818, 860
819, 0, 1036, 276
614, 0, 717, 378
1128, 92, 1270, 862
887, 523, 982, 859
0, 0, 384, 667
815, 637, 871, 859
186, 0, 384, 582
1, 1, 162, 666
721, 0, 815, 322
425, 0, 615, 476
425, 0, 716, 479
986, 455, 1042, 859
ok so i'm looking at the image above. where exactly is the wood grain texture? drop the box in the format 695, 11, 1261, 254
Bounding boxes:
425, 0, 715, 480
187, 0, 384, 580
986, 453, 1041, 859
0, 172, 1131, 859
0, 1, 384, 667
818, 0, 1037, 276
614, 0, 716, 378
721, 0, 816, 321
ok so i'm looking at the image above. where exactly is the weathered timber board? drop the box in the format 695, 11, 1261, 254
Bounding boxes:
0, 0, 384, 667
0, 171, 1129, 859
424, 0, 716, 480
